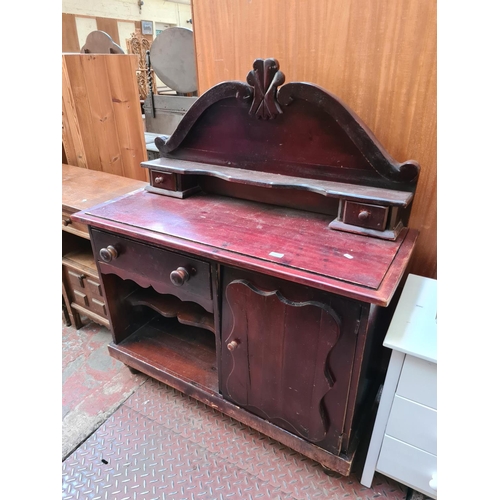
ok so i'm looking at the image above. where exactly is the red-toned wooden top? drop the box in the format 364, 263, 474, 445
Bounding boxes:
73, 189, 418, 305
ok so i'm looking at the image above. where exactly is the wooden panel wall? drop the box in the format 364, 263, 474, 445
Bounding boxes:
191, 0, 437, 279
96, 17, 121, 47
62, 13, 80, 52
62, 54, 148, 181
62, 57, 87, 168
62, 13, 153, 53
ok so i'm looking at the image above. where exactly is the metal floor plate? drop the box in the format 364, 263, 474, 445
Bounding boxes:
62, 378, 407, 500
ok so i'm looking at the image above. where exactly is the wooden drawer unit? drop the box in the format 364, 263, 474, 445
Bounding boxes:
361, 275, 437, 498
145, 166, 200, 198
66, 267, 107, 312
62, 164, 147, 329
149, 170, 176, 191
92, 229, 213, 313
63, 264, 109, 326
343, 201, 389, 231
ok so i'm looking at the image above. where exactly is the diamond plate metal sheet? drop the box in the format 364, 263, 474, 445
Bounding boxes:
62, 405, 291, 500
63, 378, 407, 500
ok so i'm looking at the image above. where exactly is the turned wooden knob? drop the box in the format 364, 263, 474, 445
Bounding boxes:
99, 245, 119, 262
358, 210, 370, 221
62, 218, 72, 226
227, 340, 240, 351
154, 176, 164, 184
170, 267, 190, 286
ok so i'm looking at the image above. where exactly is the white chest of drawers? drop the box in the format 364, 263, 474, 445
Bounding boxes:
361, 274, 437, 498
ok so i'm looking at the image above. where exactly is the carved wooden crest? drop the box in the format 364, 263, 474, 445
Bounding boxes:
153, 57, 420, 191
246, 58, 285, 120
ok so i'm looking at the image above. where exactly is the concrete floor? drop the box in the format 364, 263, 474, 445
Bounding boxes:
62, 318, 430, 500
62, 318, 147, 460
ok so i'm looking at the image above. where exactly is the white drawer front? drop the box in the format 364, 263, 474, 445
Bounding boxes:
386, 395, 437, 455
377, 435, 437, 499
397, 355, 437, 409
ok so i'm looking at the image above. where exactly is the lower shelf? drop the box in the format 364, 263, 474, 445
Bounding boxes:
109, 315, 218, 394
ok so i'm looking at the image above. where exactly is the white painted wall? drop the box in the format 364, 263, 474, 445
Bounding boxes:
117, 20, 137, 50
75, 17, 98, 49
63, 0, 192, 29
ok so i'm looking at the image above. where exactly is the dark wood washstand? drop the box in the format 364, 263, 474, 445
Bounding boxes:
73, 58, 420, 475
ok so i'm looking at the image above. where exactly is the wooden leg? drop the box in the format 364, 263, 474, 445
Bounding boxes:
62, 297, 71, 326
321, 465, 340, 477
72, 309, 83, 330
62, 283, 82, 329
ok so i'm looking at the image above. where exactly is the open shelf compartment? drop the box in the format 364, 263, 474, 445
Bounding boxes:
105, 281, 218, 395
110, 314, 218, 393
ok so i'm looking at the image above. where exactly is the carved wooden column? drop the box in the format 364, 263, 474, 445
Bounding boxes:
126, 30, 157, 100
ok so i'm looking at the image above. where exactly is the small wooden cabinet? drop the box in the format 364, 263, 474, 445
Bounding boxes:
361, 274, 437, 498
72, 59, 421, 475
62, 164, 146, 329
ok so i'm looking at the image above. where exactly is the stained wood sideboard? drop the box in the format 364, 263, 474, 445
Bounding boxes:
72, 59, 421, 475
62, 164, 147, 329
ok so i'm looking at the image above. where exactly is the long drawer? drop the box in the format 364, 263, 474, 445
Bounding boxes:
377, 435, 437, 499
385, 395, 437, 455
62, 209, 89, 238
91, 229, 213, 312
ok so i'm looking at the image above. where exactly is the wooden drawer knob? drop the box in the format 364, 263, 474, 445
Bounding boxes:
227, 340, 240, 351
358, 210, 370, 221
99, 245, 119, 262
154, 176, 164, 184
170, 267, 190, 286
62, 218, 72, 226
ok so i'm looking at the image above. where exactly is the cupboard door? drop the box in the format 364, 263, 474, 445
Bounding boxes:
220, 268, 361, 452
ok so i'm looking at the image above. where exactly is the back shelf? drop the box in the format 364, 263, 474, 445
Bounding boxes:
126, 287, 215, 333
